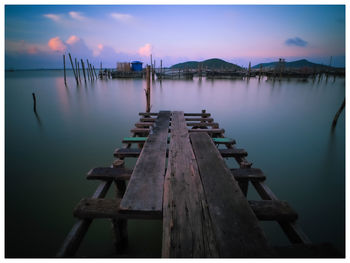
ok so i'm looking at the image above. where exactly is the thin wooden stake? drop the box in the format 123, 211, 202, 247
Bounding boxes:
63, 54, 67, 86
32, 93, 37, 112
68, 53, 79, 85
146, 65, 151, 112
81, 59, 87, 83
332, 99, 345, 128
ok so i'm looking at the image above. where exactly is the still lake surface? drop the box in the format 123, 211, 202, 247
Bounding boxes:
5, 70, 345, 257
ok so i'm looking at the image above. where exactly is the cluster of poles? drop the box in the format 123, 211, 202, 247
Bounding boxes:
63, 53, 99, 86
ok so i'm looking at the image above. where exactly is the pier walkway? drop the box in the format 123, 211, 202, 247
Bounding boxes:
57, 110, 340, 258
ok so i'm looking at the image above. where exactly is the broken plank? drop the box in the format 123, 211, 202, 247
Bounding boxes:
185, 117, 213, 122
190, 132, 274, 257
187, 122, 219, 127
219, 148, 247, 157
139, 112, 211, 117
162, 111, 219, 257
188, 128, 225, 134
74, 198, 121, 219
86, 167, 132, 181
248, 200, 298, 221
119, 111, 171, 217
231, 168, 266, 182
135, 122, 154, 128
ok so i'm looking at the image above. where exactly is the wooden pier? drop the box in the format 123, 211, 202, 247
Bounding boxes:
57, 110, 340, 258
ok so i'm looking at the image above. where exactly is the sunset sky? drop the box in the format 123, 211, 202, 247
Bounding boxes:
5, 5, 345, 69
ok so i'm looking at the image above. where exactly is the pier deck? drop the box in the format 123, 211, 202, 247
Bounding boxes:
58, 110, 341, 258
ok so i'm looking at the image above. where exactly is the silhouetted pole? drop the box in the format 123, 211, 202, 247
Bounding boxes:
146, 65, 151, 112
93, 66, 98, 79
32, 93, 37, 113
68, 53, 79, 85
160, 60, 163, 80
81, 59, 87, 83
77, 61, 81, 83
63, 54, 67, 86
332, 99, 345, 128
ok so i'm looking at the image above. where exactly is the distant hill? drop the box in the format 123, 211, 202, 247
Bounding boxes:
171, 58, 242, 70
252, 59, 341, 71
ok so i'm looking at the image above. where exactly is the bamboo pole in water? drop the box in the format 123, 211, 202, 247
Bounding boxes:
93, 66, 98, 79
146, 65, 151, 112
63, 54, 67, 86
332, 99, 345, 128
77, 61, 81, 83
81, 59, 87, 83
32, 93, 37, 113
68, 53, 79, 85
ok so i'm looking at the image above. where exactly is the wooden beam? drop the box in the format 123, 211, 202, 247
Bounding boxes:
139, 112, 211, 117
231, 168, 266, 182
190, 132, 274, 257
119, 111, 171, 217
86, 167, 132, 181
162, 111, 219, 257
74, 198, 121, 219
113, 148, 246, 159
248, 200, 298, 221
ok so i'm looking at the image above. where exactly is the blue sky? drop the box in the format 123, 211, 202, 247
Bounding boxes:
5, 5, 345, 69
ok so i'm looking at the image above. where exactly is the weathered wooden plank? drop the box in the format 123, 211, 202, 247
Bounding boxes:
185, 117, 214, 122
251, 181, 311, 244
130, 128, 151, 134
114, 147, 244, 159
135, 122, 154, 128
74, 198, 121, 219
187, 122, 218, 127
231, 168, 266, 182
190, 132, 274, 257
113, 148, 141, 158
219, 148, 247, 157
140, 117, 157, 122
86, 167, 132, 180
119, 111, 171, 217
122, 136, 235, 145
162, 111, 219, 257
139, 112, 211, 117
188, 128, 225, 134
248, 200, 298, 221
122, 137, 148, 143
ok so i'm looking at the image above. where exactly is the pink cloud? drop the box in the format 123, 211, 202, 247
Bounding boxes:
48, 37, 67, 52
69, 11, 86, 21
27, 46, 39, 54
43, 14, 61, 22
66, 35, 80, 45
138, 43, 152, 57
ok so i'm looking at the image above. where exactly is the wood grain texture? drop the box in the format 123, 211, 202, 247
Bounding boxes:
162, 111, 219, 258
190, 132, 274, 257
119, 111, 171, 217
86, 167, 132, 180
248, 200, 298, 221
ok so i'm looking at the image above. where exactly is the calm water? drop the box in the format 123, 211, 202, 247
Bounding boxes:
5, 70, 345, 257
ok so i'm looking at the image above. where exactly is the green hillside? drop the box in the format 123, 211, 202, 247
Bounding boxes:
171, 58, 242, 70
252, 59, 341, 70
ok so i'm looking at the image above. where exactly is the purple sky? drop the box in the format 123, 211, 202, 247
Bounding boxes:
5, 5, 345, 69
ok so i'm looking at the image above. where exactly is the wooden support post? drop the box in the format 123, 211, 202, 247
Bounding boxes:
68, 53, 79, 85
110, 160, 128, 252
32, 93, 37, 113
86, 59, 92, 81
63, 54, 67, 86
152, 60, 155, 80
93, 66, 98, 79
77, 61, 81, 83
332, 99, 345, 128
160, 60, 162, 80
146, 65, 151, 112
81, 59, 87, 83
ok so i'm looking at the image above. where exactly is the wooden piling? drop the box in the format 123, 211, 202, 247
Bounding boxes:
81, 59, 87, 83
32, 93, 37, 112
332, 99, 345, 128
77, 62, 81, 84
146, 65, 151, 112
93, 66, 98, 79
63, 54, 67, 86
86, 60, 92, 81
68, 53, 79, 85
